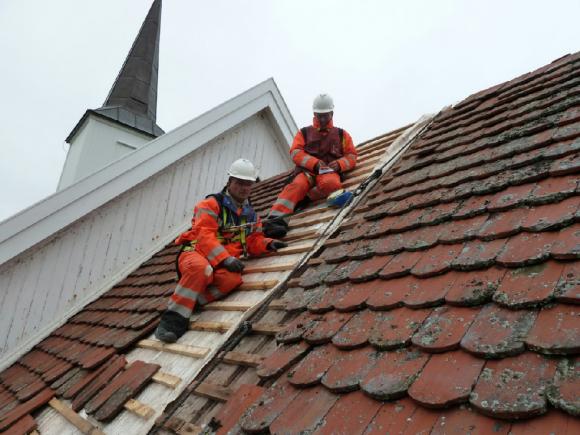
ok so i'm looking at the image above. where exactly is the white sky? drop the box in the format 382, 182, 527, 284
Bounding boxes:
0, 0, 579, 222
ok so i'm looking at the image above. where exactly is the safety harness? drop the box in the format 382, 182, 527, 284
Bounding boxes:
176, 193, 256, 278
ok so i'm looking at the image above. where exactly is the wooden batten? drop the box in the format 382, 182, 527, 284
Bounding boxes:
292, 205, 331, 219
268, 299, 286, 310
137, 339, 209, 358
324, 238, 341, 248
340, 218, 359, 230
223, 351, 264, 367
284, 228, 319, 242
307, 258, 324, 266
289, 214, 334, 229
48, 398, 105, 435
354, 203, 371, 214
204, 301, 254, 311
243, 262, 296, 274
194, 383, 232, 402
190, 320, 234, 333
239, 280, 278, 291
152, 371, 182, 389
286, 278, 302, 287
251, 323, 283, 335
124, 399, 155, 419
272, 242, 314, 256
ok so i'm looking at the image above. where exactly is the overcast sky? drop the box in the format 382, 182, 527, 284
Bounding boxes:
1, 0, 579, 222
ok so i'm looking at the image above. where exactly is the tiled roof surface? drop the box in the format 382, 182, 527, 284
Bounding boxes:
188, 53, 580, 434
0, 120, 407, 432
0, 243, 175, 432
154, 127, 412, 433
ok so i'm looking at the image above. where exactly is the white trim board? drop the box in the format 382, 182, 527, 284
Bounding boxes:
0, 78, 297, 266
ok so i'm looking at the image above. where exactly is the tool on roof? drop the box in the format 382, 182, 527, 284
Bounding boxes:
326, 189, 354, 208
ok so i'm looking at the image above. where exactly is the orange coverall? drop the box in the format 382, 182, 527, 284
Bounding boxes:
269, 118, 357, 218
167, 194, 272, 318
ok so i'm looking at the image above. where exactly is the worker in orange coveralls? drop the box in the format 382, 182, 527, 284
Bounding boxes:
264, 93, 357, 238
155, 159, 287, 343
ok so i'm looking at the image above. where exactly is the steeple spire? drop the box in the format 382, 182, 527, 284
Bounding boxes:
94, 0, 164, 137
60, 0, 164, 189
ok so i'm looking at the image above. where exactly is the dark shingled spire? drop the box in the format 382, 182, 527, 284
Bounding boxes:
66, 0, 164, 142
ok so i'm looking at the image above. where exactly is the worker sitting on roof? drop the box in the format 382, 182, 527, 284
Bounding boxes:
155, 159, 287, 343
264, 93, 357, 238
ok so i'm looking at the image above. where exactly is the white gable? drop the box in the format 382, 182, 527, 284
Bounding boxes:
0, 78, 296, 370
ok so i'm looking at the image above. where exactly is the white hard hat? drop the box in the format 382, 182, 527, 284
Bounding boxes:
313, 93, 334, 113
228, 158, 258, 181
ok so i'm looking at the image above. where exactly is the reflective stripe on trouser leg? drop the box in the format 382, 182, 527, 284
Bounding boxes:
166, 250, 243, 314
269, 173, 312, 217
168, 285, 208, 317
166, 251, 213, 317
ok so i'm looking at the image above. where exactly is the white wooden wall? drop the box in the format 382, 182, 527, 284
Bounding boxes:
0, 112, 290, 369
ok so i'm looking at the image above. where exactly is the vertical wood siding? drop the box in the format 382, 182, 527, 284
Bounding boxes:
0, 113, 290, 367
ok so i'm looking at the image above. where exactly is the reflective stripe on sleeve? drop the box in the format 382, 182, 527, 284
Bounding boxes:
195, 207, 219, 220
300, 155, 312, 167
206, 244, 227, 262
273, 197, 296, 210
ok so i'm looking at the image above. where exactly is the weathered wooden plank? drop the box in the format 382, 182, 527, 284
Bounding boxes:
269, 299, 286, 310
190, 320, 233, 333
243, 262, 296, 274
251, 323, 283, 335
340, 218, 360, 230
48, 398, 105, 435
204, 301, 254, 311
223, 351, 264, 367
308, 258, 325, 266
137, 339, 209, 358
289, 213, 334, 229
124, 398, 155, 420
354, 203, 371, 214
292, 205, 331, 220
272, 242, 314, 256
284, 228, 320, 242
194, 383, 232, 402
324, 238, 342, 248
152, 371, 182, 389
287, 278, 302, 287
239, 279, 279, 291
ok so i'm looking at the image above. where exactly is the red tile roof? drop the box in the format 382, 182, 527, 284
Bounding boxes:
231, 52, 580, 432
0, 243, 178, 430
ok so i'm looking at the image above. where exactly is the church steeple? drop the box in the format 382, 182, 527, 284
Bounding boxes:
59, 1, 164, 189
94, 0, 164, 137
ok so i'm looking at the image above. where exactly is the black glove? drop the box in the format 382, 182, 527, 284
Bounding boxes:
268, 240, 288, 251
222, 256, 245, 273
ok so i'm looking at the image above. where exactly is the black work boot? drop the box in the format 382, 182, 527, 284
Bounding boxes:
155, 311, 189, 343
264, 217, 289, 238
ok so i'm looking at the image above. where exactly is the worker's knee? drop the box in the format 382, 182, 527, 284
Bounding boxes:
317, 173, 341, 196
178, 251, 213, 286
287, 174, 311, 197
213, 269, 243, 293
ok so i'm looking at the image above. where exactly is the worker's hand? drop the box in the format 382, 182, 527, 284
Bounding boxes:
316, 163, 334, 175
328, 161, 341, 172
268, 240, 288, 251
222, 256, 245, 273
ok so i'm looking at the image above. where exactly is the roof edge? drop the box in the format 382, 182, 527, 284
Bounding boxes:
0, 78, 297, 266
